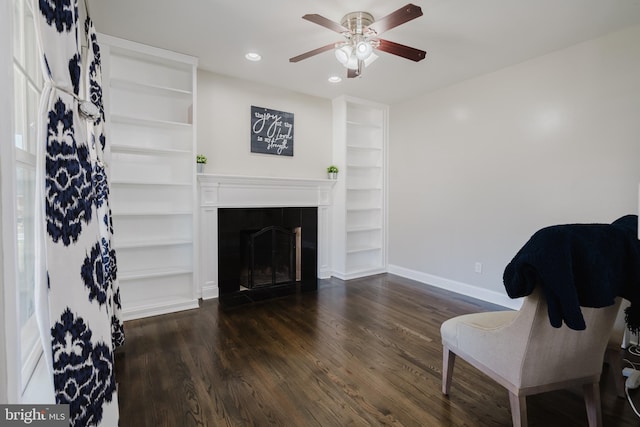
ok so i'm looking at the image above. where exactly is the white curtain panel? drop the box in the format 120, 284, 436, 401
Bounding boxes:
84, 16, 125, 351
32, 0, 124, 425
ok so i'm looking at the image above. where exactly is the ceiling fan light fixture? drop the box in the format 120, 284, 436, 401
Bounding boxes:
355, 40, 373, 60
346, 53, 359, 70
334, 45, 352, 65
364, 52, 378, 67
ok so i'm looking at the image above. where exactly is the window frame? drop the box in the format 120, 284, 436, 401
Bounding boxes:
4, 0, 44, 401
1, 0, 21, 405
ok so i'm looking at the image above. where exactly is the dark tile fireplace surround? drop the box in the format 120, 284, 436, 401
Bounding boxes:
218, 207, 318, 306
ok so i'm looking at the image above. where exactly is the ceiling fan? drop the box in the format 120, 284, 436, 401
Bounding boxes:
289, 3, 426, 78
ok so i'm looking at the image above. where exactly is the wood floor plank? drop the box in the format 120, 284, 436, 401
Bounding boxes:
115, 274, 638, 426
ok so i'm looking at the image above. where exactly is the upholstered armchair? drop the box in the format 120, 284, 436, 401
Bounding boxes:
441, 287, 622, 427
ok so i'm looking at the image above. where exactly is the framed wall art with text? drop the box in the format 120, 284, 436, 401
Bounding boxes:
250, 105, 294, 156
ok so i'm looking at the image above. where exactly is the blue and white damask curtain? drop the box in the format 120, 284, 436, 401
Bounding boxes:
32, 0, 124, 425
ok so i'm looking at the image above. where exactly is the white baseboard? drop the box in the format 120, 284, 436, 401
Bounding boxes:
202, 284, 219, 300
331, 267, 387, 281
122, 298, 200, 321
158, 268, 521, 313
318, 268, 333, 279
388, 264, 522, 310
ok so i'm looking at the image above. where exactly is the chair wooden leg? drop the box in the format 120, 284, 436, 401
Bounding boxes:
583, 382, 602, 427
605, 347, 625, 398
442, 346, 456, 395
508, 392, 527, 427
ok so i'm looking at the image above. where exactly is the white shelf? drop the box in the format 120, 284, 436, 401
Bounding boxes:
332, 96, 388, 279
346, 145, 383, 151
107, 40, 196, 71
115, 239, 192, 249
110, 77, 192, 97
347, 245, 382, 254
346, 120, 383, 129
111, 180, 192, 187
110, 113, 191, 129
111, 210, 192, 217
119, 267, 192, 281
110, 143, 191, 156
347, 206, 383, 212
346, 164, 382, 169
101, 34, 198, 321
347, 226, 382, 233
347, 187, 382, 191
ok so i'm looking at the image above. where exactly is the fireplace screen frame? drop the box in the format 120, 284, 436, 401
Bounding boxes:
240, 226, 297, 289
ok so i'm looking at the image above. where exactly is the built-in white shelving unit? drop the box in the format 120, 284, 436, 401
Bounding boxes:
99, 34, 199, 320
332, 96, 388, 280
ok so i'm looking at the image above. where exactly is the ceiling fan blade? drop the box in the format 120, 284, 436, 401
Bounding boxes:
302, 14, 350, 34
289, 43, 337, 63
367, 4, 423, 35
375, 39, 426, 62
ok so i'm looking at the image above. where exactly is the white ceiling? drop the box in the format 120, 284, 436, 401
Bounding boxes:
89, 0, 640, 105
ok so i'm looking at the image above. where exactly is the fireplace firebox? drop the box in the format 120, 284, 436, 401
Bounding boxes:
218, 207, 317, 306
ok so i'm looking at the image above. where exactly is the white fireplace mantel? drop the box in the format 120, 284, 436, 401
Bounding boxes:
197, 174, 336, 299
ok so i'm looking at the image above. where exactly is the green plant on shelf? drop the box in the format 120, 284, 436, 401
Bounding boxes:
327, 165, 338, 173
196, 154, 207, 164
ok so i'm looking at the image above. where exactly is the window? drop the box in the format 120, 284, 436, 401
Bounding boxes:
12, 0, 43, 392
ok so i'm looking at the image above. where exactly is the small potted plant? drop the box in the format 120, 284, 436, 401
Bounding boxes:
196, 154, 207, 173
327, 165, 338, 179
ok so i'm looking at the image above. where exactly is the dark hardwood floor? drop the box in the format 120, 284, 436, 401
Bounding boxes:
115, 274, 638, 426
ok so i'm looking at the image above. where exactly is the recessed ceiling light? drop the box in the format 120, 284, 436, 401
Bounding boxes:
245, 52, 262, 61
328, 76, 342, 83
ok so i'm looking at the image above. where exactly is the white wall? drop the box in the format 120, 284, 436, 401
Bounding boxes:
197, 70, 332, 179
389, 25, 640, 303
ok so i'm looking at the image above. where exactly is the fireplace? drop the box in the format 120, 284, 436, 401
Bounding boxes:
197, 174, 334, 303
218, 207, 317, 306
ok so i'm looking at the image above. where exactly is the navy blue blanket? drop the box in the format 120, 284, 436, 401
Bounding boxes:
503, 215, 640, 331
